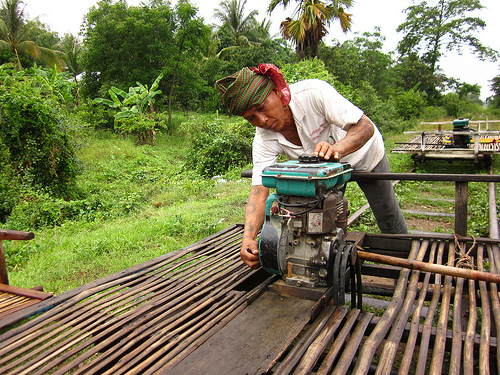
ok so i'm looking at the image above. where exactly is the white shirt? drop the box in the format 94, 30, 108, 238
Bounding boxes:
251, 79, 385, 185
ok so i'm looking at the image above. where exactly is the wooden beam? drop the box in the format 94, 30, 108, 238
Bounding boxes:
0, 241, 8, 285
455, 181, 468, 236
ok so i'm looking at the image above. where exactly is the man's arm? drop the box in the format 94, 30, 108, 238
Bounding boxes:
241, 184, 269, 269
314, 114, 375, 161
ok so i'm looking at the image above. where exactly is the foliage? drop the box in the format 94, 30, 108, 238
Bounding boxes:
0, 78, 80, 201
163, 0, 212, 123
397, 0, 498, 73
95, 74, 163, 144
0, 63, 77, 105
0, 0, 63, 70
181, 115, 253, 177
280, 57, 337, 86
270, 0, 353, 59
489, 74, 500, 109
58, 33, 83, 84
80, 0, 176, 99
319, 28, 395, 99
213, 0, 259, 47
394, 87, 427, 120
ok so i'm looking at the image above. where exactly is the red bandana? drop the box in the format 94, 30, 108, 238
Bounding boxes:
251, 64, 291, 107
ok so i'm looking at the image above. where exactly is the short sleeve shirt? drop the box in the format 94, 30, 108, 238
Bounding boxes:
251, 79, 385, 185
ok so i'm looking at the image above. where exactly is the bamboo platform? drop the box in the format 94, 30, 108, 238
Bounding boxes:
1, 224, 500, 374
391, 132, 500, 162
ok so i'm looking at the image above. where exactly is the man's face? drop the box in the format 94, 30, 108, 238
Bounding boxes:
242, 88, 285, 132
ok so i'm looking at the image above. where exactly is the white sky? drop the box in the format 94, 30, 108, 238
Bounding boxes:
22, 0, 500, 101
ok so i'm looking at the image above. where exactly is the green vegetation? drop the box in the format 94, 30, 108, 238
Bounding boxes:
0, 0, 499, 295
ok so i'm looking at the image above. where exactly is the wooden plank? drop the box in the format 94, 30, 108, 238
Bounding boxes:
486, 244, 500, 373
0, 284, 52, 300
478, 244, 491, 374
399, 242, 437, 374
428, 242, 455, 373
0, 230, 35, 241
463, 278, 477, 375
415, 242, 446, 374
293, 306, 349, 375
0, 225, 244, 331
0, 241, 8, 285
315, 308, 361, 374
166, 291, 317, 375
375, 240, 430, 374
0, 298, 43, 320
330, 312, 374, 374
455, 181, 468, 236
272, 306, 339, 375
352, 240, 420, 374
402, 209, 454, 218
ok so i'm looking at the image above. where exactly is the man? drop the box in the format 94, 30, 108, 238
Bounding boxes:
216, 64, 407, 269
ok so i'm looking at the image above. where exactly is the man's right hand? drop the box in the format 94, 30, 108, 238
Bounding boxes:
240, 238, 260, 269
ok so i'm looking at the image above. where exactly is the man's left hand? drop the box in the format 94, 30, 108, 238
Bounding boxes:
313, 142, 342, 161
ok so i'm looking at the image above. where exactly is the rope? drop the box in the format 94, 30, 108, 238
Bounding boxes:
452, 234, 476, 270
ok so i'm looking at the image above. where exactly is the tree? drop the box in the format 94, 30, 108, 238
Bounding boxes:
391, 53, 443, 105
489, 73, 500, 109
213, 0, 259, 46
80, 0, 176, 98
269, 0, 353, 58
0, 0, 63, 70
318, 28, 394, 98
397, 0, 498, 73
163, 0, 211, 124
58, 33, 82, 84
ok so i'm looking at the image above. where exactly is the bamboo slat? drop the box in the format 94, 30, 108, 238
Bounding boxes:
1, 230, 499, 374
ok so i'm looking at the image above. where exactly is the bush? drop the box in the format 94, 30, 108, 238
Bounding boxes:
395, 89, 427, 120
74, 100, 115, 130
0, 81, 80, 199
281, 58, 338, 86
181, 115, 253, 178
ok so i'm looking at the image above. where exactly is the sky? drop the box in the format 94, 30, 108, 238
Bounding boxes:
21, 0, 500, 101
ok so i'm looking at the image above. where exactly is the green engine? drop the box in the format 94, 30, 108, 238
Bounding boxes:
259, 155, 353, 289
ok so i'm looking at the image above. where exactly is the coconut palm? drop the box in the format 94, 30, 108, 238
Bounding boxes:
58, 33, 82, 83
0, 0, 63, 70
270, 0, 353, 58
213, 0, 259, 46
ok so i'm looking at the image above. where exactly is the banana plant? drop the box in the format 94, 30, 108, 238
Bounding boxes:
95, 73, 163, 145
95, 73, 163, 120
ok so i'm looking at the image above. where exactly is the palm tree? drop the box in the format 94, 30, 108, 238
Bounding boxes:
58, 33, 82, 84
0, 0, 63, 70
213, 0, 259, 46
270, 0, 353, 58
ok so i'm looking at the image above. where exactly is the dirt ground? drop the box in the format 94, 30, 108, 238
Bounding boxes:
406, 217, 454, 233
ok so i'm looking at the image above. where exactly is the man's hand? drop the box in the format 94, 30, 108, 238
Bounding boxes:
240, 238, 260, 269
241, 185, 269, 269
313, 142, 342, 161
314, 114, 375, 161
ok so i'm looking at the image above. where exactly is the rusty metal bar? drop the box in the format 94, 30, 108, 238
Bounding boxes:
357, 250, 500, 283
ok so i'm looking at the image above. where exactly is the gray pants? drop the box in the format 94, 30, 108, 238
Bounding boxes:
356, 153, 408, 234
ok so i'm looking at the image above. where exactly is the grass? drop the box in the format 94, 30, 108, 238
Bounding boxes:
3, 116, 500, 294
